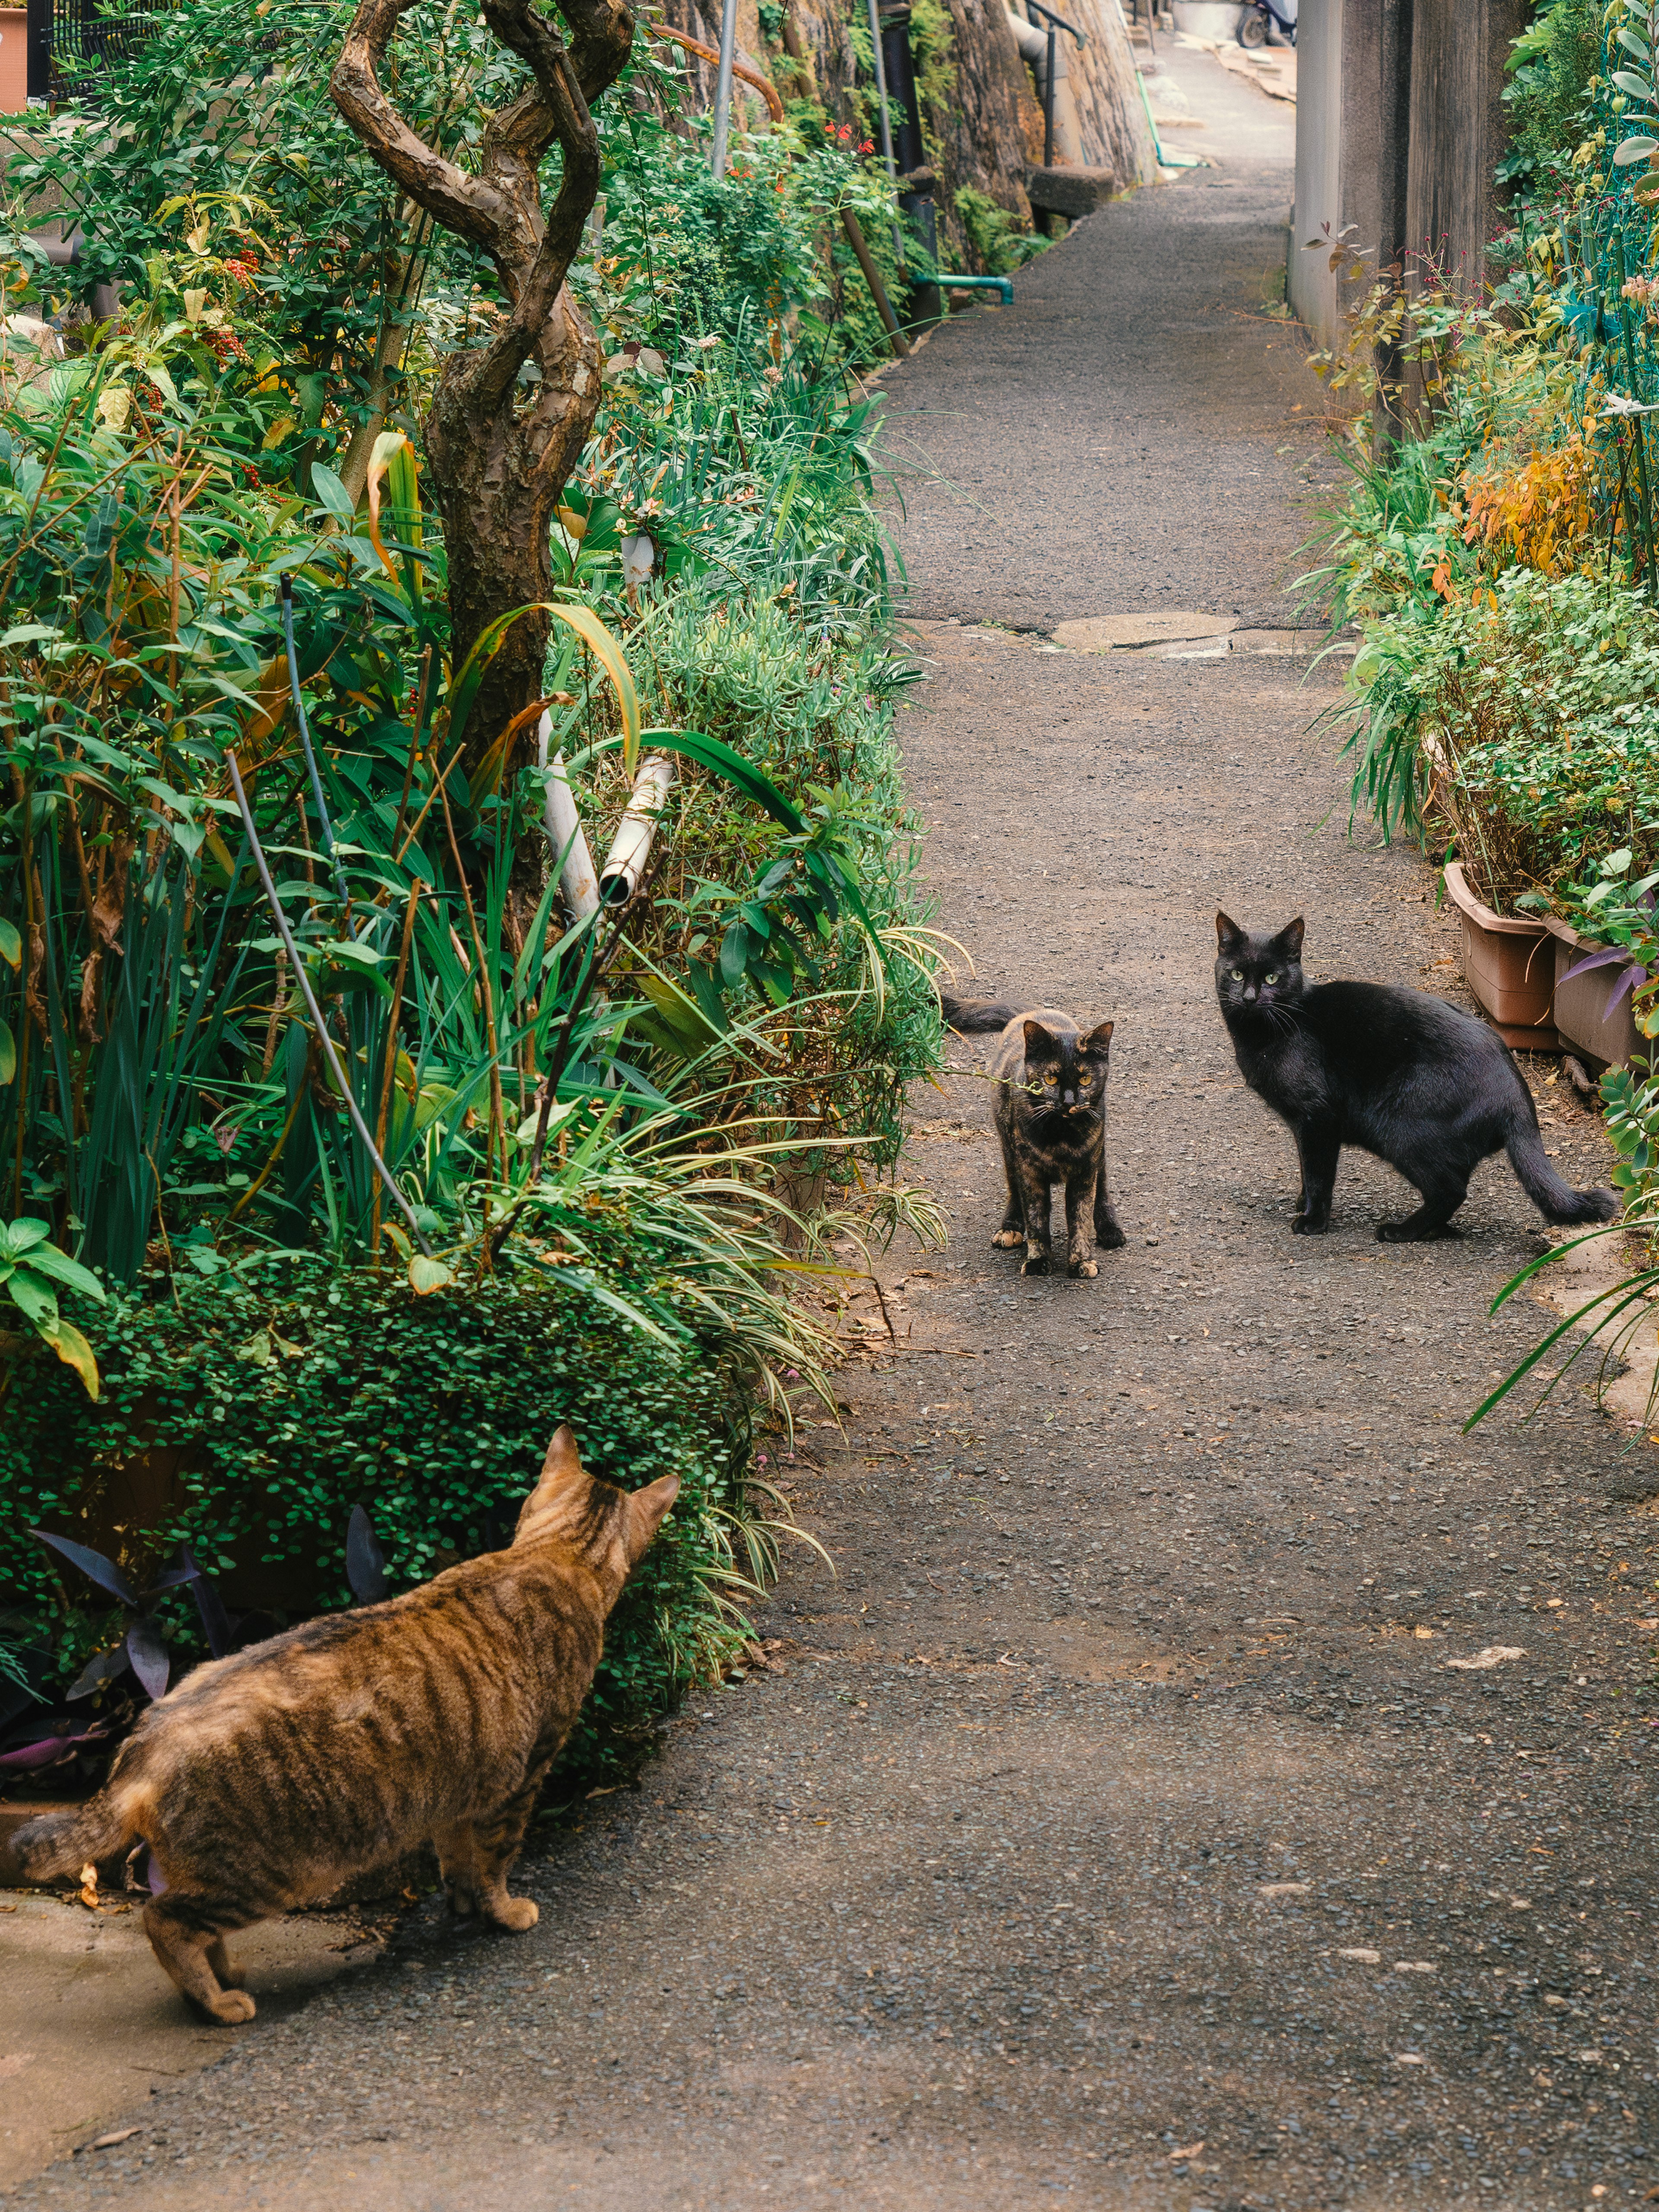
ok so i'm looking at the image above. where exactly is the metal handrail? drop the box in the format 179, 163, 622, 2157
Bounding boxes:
1022, 0, 1085, 172
1025, 0, 1086, 44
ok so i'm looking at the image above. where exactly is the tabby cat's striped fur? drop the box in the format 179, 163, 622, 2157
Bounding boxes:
12, 1427, 676, 2022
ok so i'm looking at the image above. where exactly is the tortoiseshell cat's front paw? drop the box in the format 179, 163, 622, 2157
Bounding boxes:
1021, 1252, 1052, 1276
992, 1230, 1024, 1249
1068, 1257, 1098, 1279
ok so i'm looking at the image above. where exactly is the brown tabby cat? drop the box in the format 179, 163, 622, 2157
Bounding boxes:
11, 1428, 676, 2024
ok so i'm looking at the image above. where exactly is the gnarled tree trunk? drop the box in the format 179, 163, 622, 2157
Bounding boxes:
331, 0, 633, 770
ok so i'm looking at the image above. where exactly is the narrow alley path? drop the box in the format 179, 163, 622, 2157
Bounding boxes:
13, 43, 1659, 2212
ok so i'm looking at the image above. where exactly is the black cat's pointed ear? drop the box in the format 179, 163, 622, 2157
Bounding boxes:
1216, 910, 1245, 950
1276, 917, 1306, 957
1080, 1020, 1115, 1057
1023, 1019, 1060, 1059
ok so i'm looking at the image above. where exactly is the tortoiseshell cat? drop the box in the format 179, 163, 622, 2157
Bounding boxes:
12, 1428, 676, 2023
944, 996, 1125, 1275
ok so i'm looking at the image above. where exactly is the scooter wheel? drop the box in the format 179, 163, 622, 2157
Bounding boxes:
1238, 10, 1267, 44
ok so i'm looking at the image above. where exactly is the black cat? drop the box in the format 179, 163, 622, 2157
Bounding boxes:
1213, 913, 1618, 1241
943, 997, 1125, 1275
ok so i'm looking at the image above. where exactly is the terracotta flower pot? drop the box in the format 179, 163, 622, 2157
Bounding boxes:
0, 12, 25, 115
1542, 915, 1646, 1074
1441, 862, 1558, 1052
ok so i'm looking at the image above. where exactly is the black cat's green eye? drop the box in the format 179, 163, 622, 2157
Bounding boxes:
1230, 968, 1243, 981
1265, 971, 1278, 984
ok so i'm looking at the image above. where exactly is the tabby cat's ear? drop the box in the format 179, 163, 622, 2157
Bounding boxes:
1216, 910, 1246, 950
514, 1424, 591, 1541
1080, 1020, 1115, 1057
624, 1474, 680, 1567
1023, 1019, 1060, 1059
1275, 916, 1306, 957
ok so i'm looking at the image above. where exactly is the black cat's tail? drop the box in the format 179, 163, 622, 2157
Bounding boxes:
1504, 1112, 1620, 1227
941, 994, 1029, 1034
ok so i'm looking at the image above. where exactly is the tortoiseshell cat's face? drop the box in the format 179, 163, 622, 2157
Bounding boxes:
1021, 1019, 1113, 1119
1214, 913, 1306, 1019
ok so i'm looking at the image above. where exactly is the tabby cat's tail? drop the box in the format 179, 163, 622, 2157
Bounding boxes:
1504, 1113, 1620, 1227
6, 1792, 133, 1883
941, 994, 1029, 1035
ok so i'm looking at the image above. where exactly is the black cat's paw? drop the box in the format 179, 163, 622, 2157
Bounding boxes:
1097, 1224, 1128, 1251
1021, 1253, 1052, 1277
1290, 1214, 1329, 1236
1376, 1218, 1458, 1243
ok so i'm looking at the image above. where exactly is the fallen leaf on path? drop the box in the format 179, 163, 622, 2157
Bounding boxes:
83, 2130, 142, 2152
1259, 1881, 1309, 1898
1444, 1646, 1526, 1671
1169, 2142, 1205, 2161
1338, 1947, 1381, 1963
1394, 1960, 1436, 1974
1394, 2053, 1427, 2066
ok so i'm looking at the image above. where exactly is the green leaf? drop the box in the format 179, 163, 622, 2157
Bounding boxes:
4, 1269, 59, 1325
24, 1245, 106, 1304
644, 728, 804, 832
0, 1021, 14, 1086
1614, 135, 1658, 165
311, 462, 356, 518
0, 1218, 50, 1253
0, 919, 20, 972
408, 1255, 454, 1294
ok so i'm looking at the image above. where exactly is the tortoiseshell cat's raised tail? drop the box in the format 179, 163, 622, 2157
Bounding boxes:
12, 1428, 676, 2024
942, 994, 1033, 1034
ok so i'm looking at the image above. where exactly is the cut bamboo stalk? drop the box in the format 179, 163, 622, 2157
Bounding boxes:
599, 754, 678, 906
537, 711, 600, 920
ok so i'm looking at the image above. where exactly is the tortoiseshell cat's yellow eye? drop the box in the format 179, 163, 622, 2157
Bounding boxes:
1230, 968, 1243, 981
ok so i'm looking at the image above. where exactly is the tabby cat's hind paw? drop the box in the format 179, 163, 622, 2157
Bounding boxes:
203, 1988, 256, 2025
991, 1230, 1024, 1249
488, 1896, 539, 1932
1021, 1253, 1052, 1277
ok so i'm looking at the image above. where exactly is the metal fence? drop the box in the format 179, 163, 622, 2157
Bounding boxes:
25, 0, 165, 100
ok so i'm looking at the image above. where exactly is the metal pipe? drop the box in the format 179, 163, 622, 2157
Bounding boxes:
864, 0, 906, 268
1044, 21, 1056, 166
223, 750, 435, 1258
710, 0, 739, 175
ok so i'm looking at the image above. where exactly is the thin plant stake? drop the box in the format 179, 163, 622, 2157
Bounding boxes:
224, 750, 434, 1258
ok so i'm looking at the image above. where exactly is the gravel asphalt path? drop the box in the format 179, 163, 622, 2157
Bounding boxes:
11, 42, 1659, 2212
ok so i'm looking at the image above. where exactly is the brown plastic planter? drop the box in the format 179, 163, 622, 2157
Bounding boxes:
1442, 862, 1558, 1052
1542, 915, 1646, 1073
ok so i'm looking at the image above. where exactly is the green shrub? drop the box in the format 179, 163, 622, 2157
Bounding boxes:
1353, 569, 1659, 908
0, 1254, 760, 1784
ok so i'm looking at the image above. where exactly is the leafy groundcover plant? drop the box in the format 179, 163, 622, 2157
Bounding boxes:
0, 1254, 772, 1792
